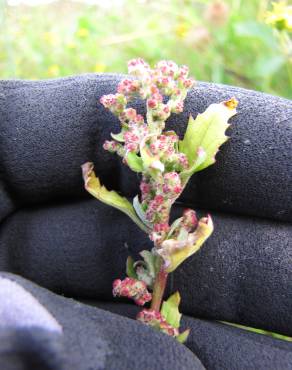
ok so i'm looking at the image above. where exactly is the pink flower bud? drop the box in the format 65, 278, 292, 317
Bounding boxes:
178, 65, 189, 78
140, 181, 151, 195
123, 131, 140, 152
172, 101, 184, 113
156, 60, 179, 77
113, 277, 152, 306
182, 209, 198, 231
100, 93, 126, 115
100, 94, 117, 108
183, 78, 195, 89
154, 195, 164, 205
147, 99, 158, 109
135, 114, 145, 125
103, 140, 120, 153
128, 58, 150, 77
137, 309, 179, 337
178, 153, 189, 169
153, 223, 169, 233
117, 78, 141, 96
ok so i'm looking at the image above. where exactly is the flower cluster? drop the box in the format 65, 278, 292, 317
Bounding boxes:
100, 59, 194, 159
100, 59, 196, 245
112, 277, 152, 306
137, 309, 179, 337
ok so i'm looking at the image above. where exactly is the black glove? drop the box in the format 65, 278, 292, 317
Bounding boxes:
0, 74, 291, 370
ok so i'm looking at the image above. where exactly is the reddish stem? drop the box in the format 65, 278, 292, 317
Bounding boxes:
150, 268, 168, 311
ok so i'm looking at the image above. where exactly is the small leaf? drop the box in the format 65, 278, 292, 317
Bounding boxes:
161, 291, 182, 328
158, 215, 214, 273
125, 152, 144, 172
179, 98, 238, 180
133, 195, 153, 229
176, 329, 190, 344
134, 250, 158, 287
140, 250, 157, 278
177, 227, 189, 241
167, 217, 183, 239
111, 131, 125, 142
136, 265, 154, 287
126, 256, 138, 279
82, 162, 150, 233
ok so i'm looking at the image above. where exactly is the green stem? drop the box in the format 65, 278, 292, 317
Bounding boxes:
151, 267, 168, 311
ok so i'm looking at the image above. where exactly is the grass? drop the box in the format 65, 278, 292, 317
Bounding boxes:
221, 321, 292, 342
0, 0, 291, 98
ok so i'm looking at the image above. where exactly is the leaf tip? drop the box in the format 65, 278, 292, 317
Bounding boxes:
176, 328, 190, 344
224, 97, 238, 110
81, 162, 94, 187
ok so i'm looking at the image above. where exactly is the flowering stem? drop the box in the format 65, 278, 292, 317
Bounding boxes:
151, 266, 168, 311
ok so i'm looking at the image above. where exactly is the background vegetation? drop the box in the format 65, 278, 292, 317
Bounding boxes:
0, 0, 291, 341
0, 0, 291, 98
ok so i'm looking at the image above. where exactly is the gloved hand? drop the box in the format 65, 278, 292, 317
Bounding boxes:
0, 74, 291, 370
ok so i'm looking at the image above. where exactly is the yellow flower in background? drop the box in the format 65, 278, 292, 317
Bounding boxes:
43, 32, 59, 46
76, 28, 89, 38
175, 23, 189, 39
265, 2, 292, 32
47, 64, 60, 77
94, 63, 106, 73
66, 42, 77, 49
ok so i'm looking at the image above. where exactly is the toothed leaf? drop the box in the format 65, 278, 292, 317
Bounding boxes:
126, 256, 138, 279
179, 98, 238, 180
161, 291, 182, 328
82, 162, 150, 233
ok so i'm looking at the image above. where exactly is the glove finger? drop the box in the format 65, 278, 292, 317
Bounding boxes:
0, 75, 291, 222
1, 199, 291, 336
95, 301, 292, 370
0, 272, 204, 370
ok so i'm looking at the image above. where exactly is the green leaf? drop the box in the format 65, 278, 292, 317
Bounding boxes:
126, 256, 138, 279
133, 195, 153, 229
176, 329, 190, 344
179, 98, 238, 181
82, 162, 150, 233
254, 55, 284, 78
167, 217, 183, 239
111, 131, 125, 142
180, 148, 206, 182
161, 291, 182, 328
125, 152, 144, 172
233, 21, 277, 49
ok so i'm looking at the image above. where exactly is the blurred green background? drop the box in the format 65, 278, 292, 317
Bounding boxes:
0, 0, 291, 96
0, 0, 291, 342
